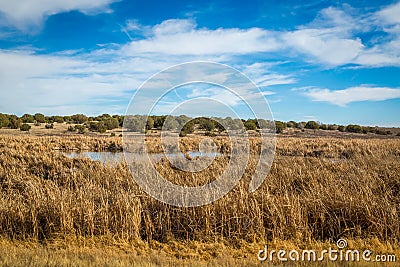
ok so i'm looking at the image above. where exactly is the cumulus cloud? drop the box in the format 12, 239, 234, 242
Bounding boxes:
282, 4, 400, 67
300, 86, 400, 106
283, 28, 363, 65
122, 19, 280, 55
0, 0, 118, 30
376, 2, 400, 25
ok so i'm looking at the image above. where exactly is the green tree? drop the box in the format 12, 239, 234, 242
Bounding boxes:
346, 124, 362, 133
74, 125, 87, 134
21, 114, 35, 123
244, 120, 257, 131
163, 116, 179, 130
286, 121, 297, 128
20, 123, 31, 131
275, 121, 287, 133
71, 114, 88, 124
146, 116, 154, 131
124, 115, 146, 132
319, 124, 328, 130
8, 115, 21, 129
179, 121, 195, 137
104, 117, 119, 130
45, 123, 54, 129
51, 116, 64, 123
0, 113, 10, 128
305, 121, 319, 130
34, 113, 46, 123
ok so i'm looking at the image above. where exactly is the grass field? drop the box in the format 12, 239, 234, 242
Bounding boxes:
0, 133, 399, 266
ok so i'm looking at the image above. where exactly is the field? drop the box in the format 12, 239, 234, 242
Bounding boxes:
0, 132, 399, 266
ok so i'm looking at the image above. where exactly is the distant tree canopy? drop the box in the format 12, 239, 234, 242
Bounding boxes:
305, 121, 319, 130
34, 113, 46, 123
0, 112, 394, 136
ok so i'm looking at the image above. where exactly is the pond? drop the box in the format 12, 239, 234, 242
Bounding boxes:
63, 151, 222, 164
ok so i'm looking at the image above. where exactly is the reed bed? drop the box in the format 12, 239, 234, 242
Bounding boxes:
0, 134, 399, 246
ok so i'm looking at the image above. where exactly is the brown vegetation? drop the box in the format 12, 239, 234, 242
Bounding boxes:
0, 134, 399, 264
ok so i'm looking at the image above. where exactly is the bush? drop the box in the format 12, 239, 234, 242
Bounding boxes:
179, 122, 195, 137
305, 121, 319, 130
89, 121, 107, 133
338, 125, 346, 132
244, 120, 257, 131
34, 113, 46, 123
45, 123, 54, 129
319, 124, 328, 130
104, 117, 119, 130
346, 124, 362, 133
21, 114, 35, 123
275, 121, 286, 133
71, 114, 88, 124
74, 125, 86, 134
51, 116, 64, 123
67, 126, 75, 132
0, 113, 10, 128
8, 116, 21, 129
20, 123, 31, 131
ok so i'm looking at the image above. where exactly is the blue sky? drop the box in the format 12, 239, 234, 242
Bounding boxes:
0, 0, 399, 126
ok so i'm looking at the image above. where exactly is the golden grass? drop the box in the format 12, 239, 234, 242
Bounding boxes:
0, 134, 399, 265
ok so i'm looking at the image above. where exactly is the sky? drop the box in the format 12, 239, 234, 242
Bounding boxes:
0, 0, 399, 126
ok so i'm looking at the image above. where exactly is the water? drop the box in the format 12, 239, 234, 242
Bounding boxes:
63, 151, 221, 164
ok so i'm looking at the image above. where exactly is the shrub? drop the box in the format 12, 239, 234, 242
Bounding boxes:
67, 126, 75, 132
338, 125, 346, 132
305, 121, 319, 129
21, 114, 35, 123
319, 124, 328, 130
8, 116, 21, 129
244, 120, 257, 131
20, 123, 31, 131
275, 121, 286, 133
104, 117, 119, 130
74, 125, 86, 134
286, 121, 297, 128
0, 113, 10, 128
71, 114, 88, 124
45, 123, 54, 129
346, 124, 362, 133
89, 121, 107, 133
179, 122, 195, 137
34, 113, 46, 123
51, 116, 64, 123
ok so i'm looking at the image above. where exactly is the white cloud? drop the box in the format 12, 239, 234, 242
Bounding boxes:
122, 19, 280, 55
0, 0, 118, 30
376, 2, 400, 25
283, 28, 363, 65
300, 86, 400, 106
281, 4, 400, 67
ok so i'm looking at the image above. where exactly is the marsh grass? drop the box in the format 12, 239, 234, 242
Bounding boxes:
0, 135, 399, 264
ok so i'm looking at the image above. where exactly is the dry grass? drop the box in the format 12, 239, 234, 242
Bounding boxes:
0, 134, 399, 265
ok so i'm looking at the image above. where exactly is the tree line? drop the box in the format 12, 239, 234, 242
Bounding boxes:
0, 113, 397, 136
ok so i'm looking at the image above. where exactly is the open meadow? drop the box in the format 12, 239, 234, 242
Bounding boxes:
0, 132, 399, 266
